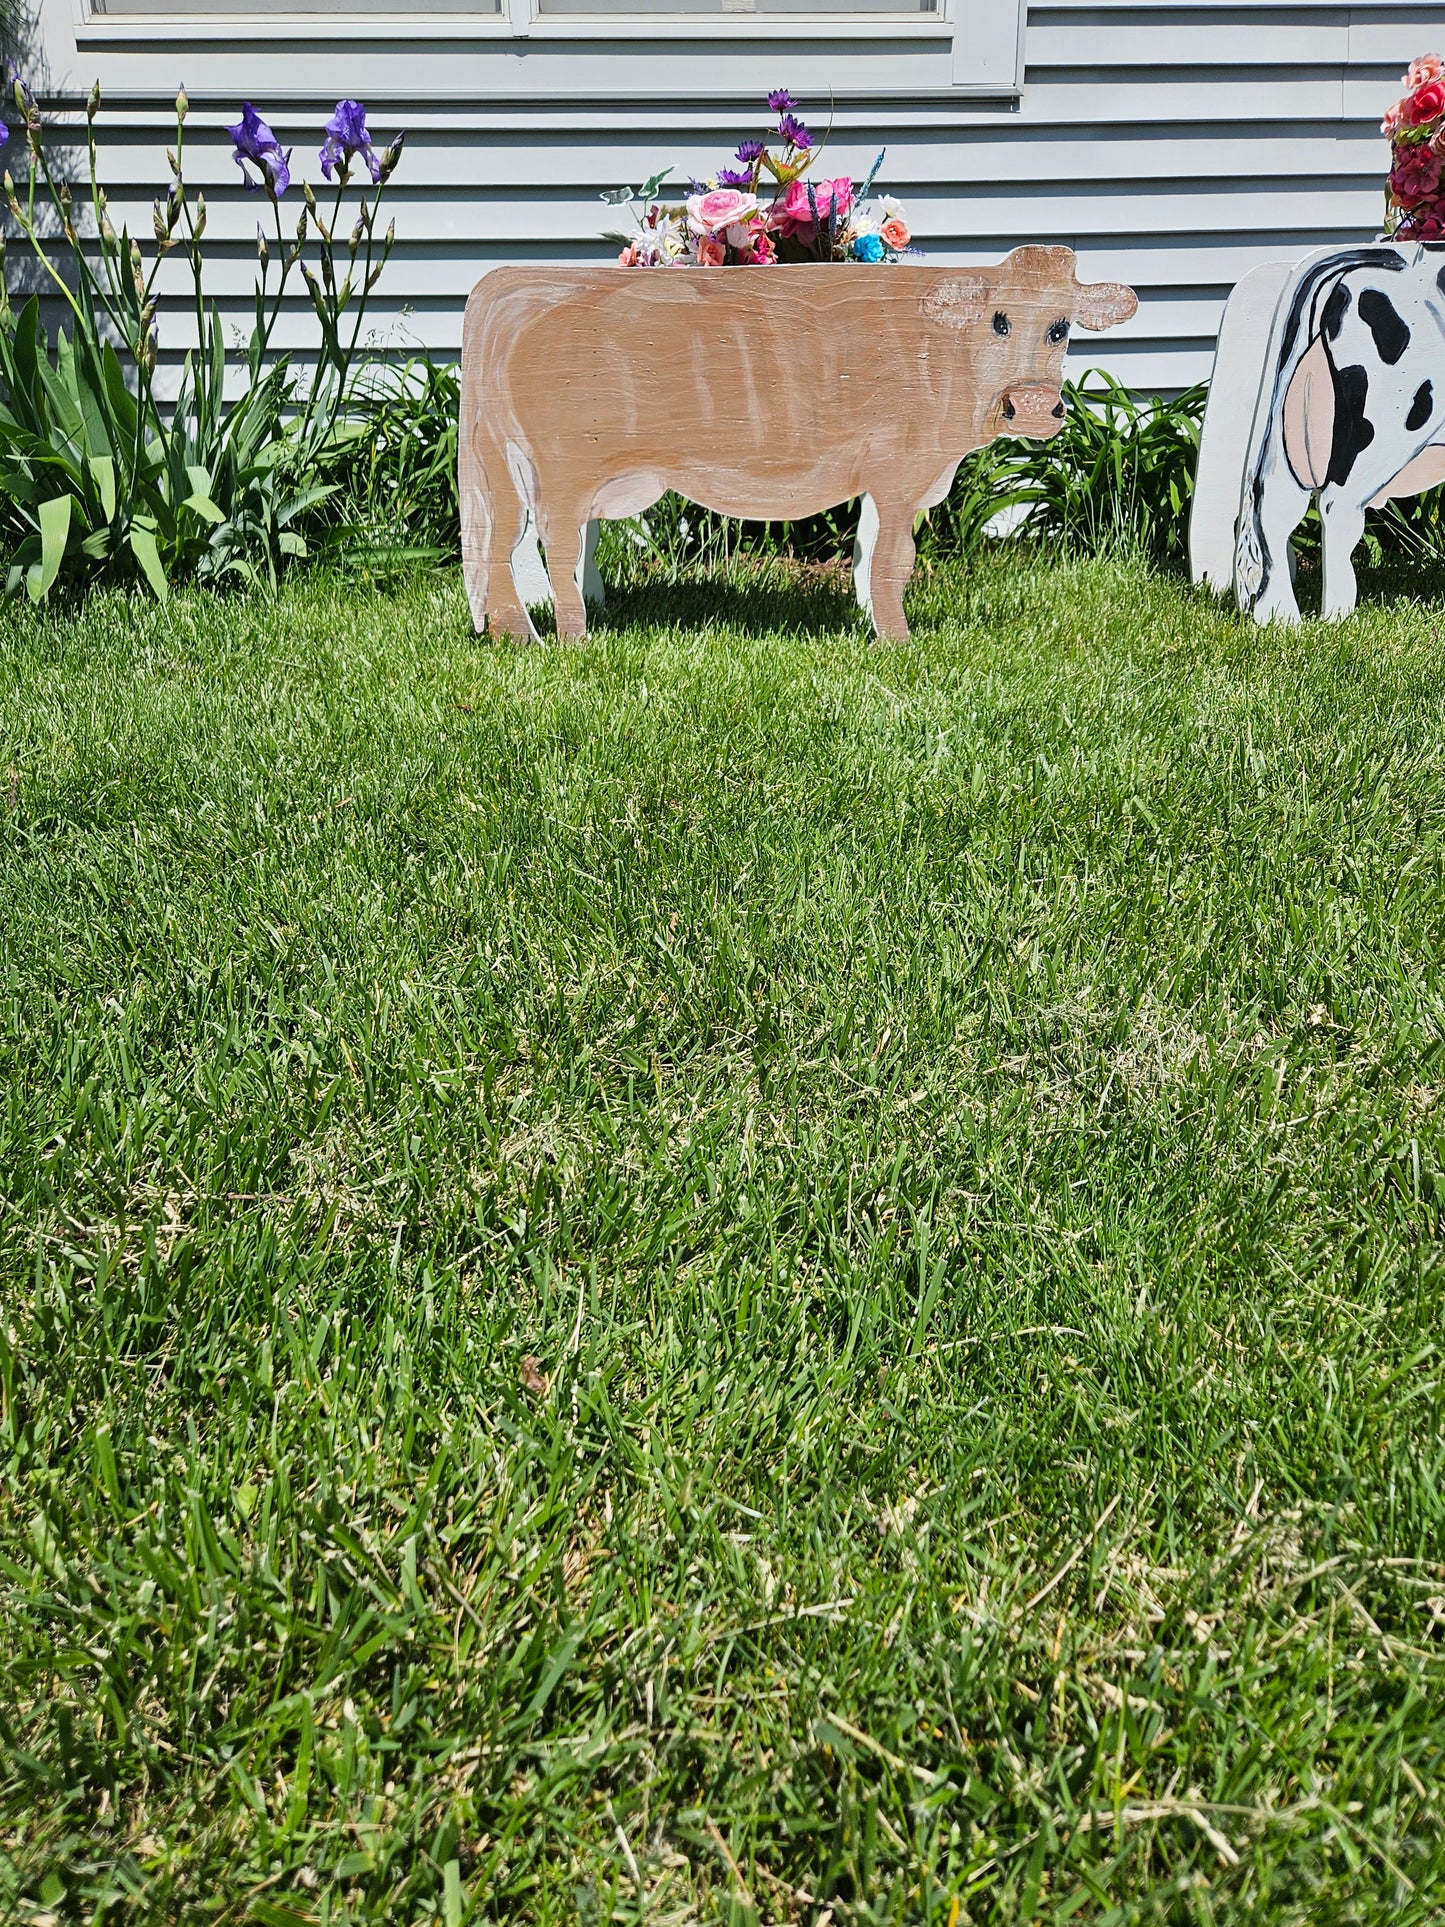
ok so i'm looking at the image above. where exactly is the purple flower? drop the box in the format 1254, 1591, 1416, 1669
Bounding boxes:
735, 139, 764, 164
319, 97, 381, 185
767, 88, 797, 113
228, 102, 291, 198
716, 167, 752, 187
778, 114, 811, 150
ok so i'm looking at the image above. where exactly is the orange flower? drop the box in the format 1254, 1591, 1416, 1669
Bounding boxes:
879, 216, 910, 251
697, 235, 726, 266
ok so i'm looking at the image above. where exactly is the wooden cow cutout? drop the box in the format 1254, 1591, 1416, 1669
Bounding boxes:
459, 251, 1137, 643
1191, 241, 1445, 624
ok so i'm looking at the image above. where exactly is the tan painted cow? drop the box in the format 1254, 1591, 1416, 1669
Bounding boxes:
459, 247, 1137, 642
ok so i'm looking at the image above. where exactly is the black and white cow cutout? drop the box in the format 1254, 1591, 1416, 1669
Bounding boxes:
1192, 243, 1445, 625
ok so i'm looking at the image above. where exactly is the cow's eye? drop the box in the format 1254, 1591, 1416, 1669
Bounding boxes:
992, 310, 1010, 337
1047, 318, 1069, 344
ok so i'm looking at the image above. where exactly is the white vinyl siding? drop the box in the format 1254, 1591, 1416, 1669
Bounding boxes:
23, 0, 1429, 392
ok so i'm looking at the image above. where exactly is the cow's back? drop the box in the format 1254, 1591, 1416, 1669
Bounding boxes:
489, 266, 967, 475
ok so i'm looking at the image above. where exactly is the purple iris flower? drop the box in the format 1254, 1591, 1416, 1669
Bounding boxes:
319, 98, 381, 185
767, 88, 796, 113
735, 139, 764, 164
716, 167, 752, 187
778, 114, 811, 149
228, 103, 292, 198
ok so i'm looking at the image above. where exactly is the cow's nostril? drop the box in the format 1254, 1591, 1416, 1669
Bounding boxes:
1052, 400, 1066, 418
1002, 396, 1016, 419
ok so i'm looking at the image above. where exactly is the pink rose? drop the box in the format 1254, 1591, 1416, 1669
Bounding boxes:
686, 187, 758, 234
772, 175, 854, 239
617, 243, 641, 266
1383, 100, 1405, 137
1391, 142, 1442, 205
1408, 53, 1444, 88
697, 235, 726, 266
1403, 78, 1445, 125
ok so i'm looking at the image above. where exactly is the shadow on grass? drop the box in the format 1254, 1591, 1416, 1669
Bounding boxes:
585, 568, 867, 640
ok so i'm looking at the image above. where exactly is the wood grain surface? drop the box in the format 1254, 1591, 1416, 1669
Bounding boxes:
460, 250, 1136, 642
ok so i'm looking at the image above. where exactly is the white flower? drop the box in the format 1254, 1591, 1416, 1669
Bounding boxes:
879, 194, 907, 220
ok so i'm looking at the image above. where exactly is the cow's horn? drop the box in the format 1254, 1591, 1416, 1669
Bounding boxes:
1073, 280, 1138, 332
922, 275, 989, 329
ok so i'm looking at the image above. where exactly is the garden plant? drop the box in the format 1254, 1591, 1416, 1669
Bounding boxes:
0, 74, 407, 602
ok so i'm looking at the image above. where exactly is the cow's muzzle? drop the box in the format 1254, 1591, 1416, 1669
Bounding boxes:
1000, 387, 1067, 433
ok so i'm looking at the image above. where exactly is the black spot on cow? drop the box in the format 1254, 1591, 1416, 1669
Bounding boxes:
1321, 281, 1351, 340
1327, 364, 1375, 487
1407, 380, 1434, 432
1278, 248, 1400, 363
1358, 288, 1411, 365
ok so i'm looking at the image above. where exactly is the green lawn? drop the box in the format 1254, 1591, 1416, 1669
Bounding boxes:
2, 555, 1445, 1925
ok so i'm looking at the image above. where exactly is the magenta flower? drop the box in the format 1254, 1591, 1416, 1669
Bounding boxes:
228, 103, 291, 198
773, 174, 852, 239
1392, 141, 1442, 206
320, 98, 381, 185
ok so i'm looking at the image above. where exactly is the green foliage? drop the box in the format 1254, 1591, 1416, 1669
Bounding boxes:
984, 372, 1208, 563
0, 76, 403, 602
307, 355, 462, 567
3, 559, 1445, 1922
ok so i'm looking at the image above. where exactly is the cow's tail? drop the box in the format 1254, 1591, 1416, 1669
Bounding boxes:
1233, 246, 1405, 612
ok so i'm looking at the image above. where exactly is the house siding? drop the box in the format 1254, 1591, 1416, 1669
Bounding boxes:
20, 0, 1437, 393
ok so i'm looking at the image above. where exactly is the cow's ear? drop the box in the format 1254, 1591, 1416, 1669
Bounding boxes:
1073, 280, 1138, 332
922, 276, 989, 329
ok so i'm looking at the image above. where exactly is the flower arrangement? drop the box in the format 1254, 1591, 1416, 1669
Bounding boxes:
1382, 54, 1445, 238
602, 90, 913, 268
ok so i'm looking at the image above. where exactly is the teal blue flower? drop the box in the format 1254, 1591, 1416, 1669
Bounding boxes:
852, 232, 885, 263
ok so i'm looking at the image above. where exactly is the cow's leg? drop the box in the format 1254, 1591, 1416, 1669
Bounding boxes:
866, 500, 915, 642
1318, 489, 1367, 621
486, 486, 542, 643
542, 511, 589, 639
458, 414, 495, 634
1244, 468, 1311, 626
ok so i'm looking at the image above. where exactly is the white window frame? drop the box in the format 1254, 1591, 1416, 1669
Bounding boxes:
73, 0, 1025, 95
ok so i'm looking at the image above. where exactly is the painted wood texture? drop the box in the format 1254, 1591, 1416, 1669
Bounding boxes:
1189, 258, 1300, 594
1192, 243, 1445, 625
459, 251, 1136, 642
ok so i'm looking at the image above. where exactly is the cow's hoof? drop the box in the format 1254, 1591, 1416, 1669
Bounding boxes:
486, 608, 541, 644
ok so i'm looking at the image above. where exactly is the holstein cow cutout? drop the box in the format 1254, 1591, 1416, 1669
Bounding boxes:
1193, 242, 1445, 624
459, 249, 1137, 642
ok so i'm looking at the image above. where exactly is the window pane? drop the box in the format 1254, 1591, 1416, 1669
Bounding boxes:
540, 0, 936, 12
92, 0, 500, 13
